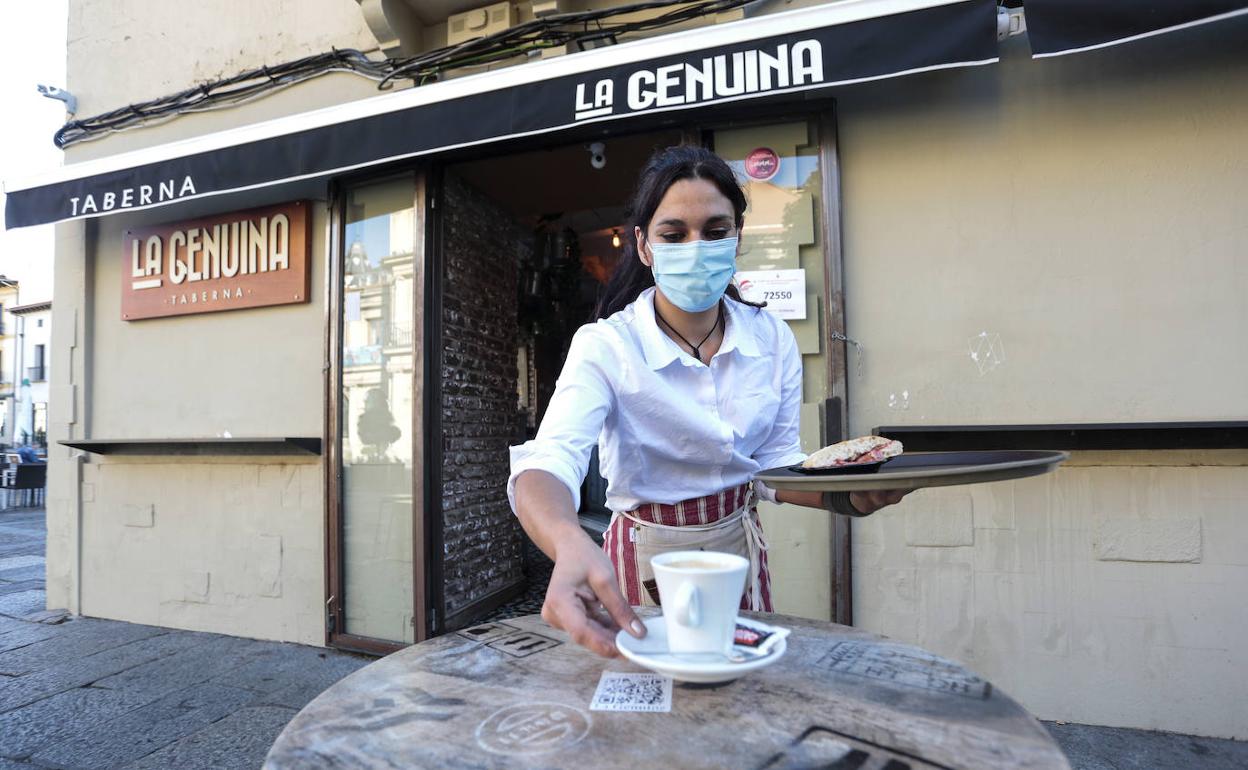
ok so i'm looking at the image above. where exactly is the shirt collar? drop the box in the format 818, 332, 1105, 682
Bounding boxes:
636, 288, 683, 370
634, 287, 762, 370
717, 294, 762, 360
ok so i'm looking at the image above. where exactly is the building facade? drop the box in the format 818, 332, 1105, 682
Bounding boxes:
8, 302, 52, 451
0, 279, 19, 445
5, 0, 1245, 739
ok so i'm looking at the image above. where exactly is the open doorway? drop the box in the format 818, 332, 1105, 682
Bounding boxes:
445, 129, 684, 619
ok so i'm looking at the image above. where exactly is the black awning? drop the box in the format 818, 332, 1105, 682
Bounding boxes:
1026, 0, 1248, 58
4, 0, 998, 230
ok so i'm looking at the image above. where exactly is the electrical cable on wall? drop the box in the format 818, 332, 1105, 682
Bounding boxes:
54, 0, 754, 148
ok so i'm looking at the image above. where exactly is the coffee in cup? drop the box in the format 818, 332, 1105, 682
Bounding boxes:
663, 559, 722, 571
650, 551, 749, 655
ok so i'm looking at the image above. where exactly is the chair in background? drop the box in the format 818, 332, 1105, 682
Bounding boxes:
3, 463, 46, 509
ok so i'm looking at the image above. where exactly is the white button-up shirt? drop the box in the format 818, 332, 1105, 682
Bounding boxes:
508, 287, 807, 514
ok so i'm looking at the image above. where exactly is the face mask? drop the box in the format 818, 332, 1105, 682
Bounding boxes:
648, 236, 739, 313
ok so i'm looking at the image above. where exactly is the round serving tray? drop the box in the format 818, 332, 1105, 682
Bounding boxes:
755, 450, 1069, 492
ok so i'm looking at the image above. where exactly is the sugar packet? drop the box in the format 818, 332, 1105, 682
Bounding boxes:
734, 616, 791, 656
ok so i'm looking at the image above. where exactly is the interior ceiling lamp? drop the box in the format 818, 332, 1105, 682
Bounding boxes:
611, 229, 621, 248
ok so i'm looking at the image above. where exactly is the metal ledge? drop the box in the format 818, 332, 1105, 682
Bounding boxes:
874, 422, 1248, 452
59, 437, 322, 456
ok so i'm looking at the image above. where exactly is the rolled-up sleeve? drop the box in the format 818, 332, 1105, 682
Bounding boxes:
751, 319, 807, 503
508, 325, 615, 514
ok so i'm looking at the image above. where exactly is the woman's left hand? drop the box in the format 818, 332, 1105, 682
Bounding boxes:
849, 489, 910, 515
775, 487, 911, 516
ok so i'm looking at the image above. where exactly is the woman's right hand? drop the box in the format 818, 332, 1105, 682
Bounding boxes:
542, 533, 646, 658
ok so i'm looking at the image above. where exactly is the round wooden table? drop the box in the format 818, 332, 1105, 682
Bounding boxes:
264, 611, 1070, 770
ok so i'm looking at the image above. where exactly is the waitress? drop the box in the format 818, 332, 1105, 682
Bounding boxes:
509, 146, 906, 657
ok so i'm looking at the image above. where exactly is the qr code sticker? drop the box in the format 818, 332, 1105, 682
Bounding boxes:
590, 672, 673, 712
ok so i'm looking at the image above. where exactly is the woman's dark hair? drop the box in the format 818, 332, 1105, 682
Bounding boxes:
595, 145, 759, 319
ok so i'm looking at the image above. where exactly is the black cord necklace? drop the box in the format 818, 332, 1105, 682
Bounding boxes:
654, 301, 724, 363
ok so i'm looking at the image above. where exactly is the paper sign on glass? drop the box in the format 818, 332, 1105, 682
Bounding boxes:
735, 269, 807, 320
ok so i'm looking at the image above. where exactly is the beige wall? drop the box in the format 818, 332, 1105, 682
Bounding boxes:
838, 32, 1248, 429
46, 219, 87, 616
79, 458, 325, 644
837, 28, 1248, 738
67, 0, 378, 116
854, 454, 1248, 740
46, 199, 329, 645
89, 205, 325, 437
66, 0, 382, 161
51, 1, 358, 642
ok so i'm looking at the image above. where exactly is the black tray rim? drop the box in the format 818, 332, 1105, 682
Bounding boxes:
756, 449, 1071, 492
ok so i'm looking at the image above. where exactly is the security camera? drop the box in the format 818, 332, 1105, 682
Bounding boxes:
37, 84, 77, 116
588, 142, 606, 170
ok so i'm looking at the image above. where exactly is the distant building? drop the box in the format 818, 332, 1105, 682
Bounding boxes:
0, 279, 20, 445
9, 301, 51, 450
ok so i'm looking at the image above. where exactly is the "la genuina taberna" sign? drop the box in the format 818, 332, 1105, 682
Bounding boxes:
121, 201, 311, 321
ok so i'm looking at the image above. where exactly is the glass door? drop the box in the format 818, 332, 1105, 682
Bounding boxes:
710, 115, 850, 623
328, 172, 429, 651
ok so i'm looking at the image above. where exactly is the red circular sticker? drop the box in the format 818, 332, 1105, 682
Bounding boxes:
744, 147, 781, 181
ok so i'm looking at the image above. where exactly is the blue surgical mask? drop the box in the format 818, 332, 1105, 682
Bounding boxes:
648, 237, 739, 312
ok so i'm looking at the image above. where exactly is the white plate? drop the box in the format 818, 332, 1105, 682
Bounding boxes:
615, 616, 787, 684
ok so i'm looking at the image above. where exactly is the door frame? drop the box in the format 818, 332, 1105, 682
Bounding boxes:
698, 106, 852, 624
816, 107, 853, 626
325, 168, 434, 655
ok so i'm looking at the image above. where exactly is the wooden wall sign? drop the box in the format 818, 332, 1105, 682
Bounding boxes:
121, 201, 311, 321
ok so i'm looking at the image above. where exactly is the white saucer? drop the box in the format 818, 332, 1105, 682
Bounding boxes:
615, 616, 787, 684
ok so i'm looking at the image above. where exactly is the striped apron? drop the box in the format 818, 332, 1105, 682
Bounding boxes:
601, 483, 773, 612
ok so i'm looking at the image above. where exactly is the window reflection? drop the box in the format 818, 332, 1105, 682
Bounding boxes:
341, 177, 416, 643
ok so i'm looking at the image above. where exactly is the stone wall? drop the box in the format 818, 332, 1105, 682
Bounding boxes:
440, 172, 528, 621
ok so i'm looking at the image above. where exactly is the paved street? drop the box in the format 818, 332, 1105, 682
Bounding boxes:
1045, 722, 1248, 770
3, 506, 1247, 769
0, 508, 370, 770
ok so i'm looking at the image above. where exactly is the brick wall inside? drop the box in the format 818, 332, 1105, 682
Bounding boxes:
440, 171, 529, 620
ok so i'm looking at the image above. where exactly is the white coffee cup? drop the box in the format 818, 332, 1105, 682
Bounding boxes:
651, 551, 749, 655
